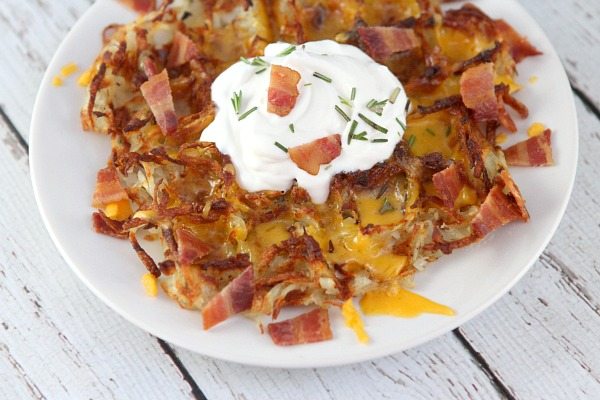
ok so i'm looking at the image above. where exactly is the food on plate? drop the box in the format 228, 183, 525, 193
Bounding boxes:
82, 0, 552, 345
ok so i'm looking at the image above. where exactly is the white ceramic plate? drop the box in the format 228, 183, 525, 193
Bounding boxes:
30, 0, 578, 367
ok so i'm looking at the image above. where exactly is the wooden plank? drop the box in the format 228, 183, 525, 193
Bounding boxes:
518, 0, 600, 108
0, 116, 196, 399
456, 96, 600, 398
173, 334, 506, 400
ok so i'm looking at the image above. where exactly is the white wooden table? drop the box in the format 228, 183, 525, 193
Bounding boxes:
1, 1, 599, 398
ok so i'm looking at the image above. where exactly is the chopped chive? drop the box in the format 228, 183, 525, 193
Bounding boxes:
351, 87, 356, 101
231, 90, 242, 114
277, 45, 296, 57
404, 99, 411, 113
389, 87, 401, 104
241, 56, 269, 67
255, 67, 267, 74
352, 131, 368, 141
313, 71, 332, 83
366, 98, 387, 116
347, 120, 358, 144
379, 197, 395, 214
358, 113, 388, 133
339, 95, 352, 108
371, 138, 388, 143
289, 123, 295, 133
397, 131, 402, 137
426, 128, 436, 136
395, 117, 406, 132
274, 141, 288, 153
445, 125, 452, 137
407, 134, 416, 147
335, 105, 350, 122
304, 83, 313, 86
238, 106, 258, 121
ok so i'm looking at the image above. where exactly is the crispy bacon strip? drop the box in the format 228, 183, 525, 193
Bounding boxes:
504, 129, 553, 167
92, 167, 129, 209
289, 134, 342, 175
175, 228, 212, 265
202, 266, 254, 330
471, 170, 528, 237
118, 0, 155, 13
167, 31, 200, 68
92, 212, 128, 239
494, 19, 541, 63
140, 69, 178, 135
267, 65, 301, 117
432, 163, 463, 208
357, 26, 420, 60
460, 63, 498, 121
267, 308, 333, 346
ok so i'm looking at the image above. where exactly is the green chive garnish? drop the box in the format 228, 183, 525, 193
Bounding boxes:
445, 125, 452, 137
366, 99, 387, 116
339, 95, 352, 108
231, 90, 242, 115
277, 45, 296, 56
379, 198, 395, 214
426, 128, 436, 136
255, 67, 267, 74
405, 99, 411, 113
289, 123, 295, 133
351, 87, 356, 101
238, 106, 258, 121
389, 87, 401, 104
371, 138, 388, 143
241, 56, 269, 67
407, 134, 416, 147
352, 131, 368, 141
313, 71, 332, 83
358, 113, 388, 133
347, 120, 358, 144
335, 105, 350, 122
395, 117, 406, 132
274, 141, 288, 153
304, 83, 312, 86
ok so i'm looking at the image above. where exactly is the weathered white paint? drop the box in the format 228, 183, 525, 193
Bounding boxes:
0, 0, 599, 398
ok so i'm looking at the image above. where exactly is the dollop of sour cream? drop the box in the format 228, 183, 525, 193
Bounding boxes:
201, 40, 408, 204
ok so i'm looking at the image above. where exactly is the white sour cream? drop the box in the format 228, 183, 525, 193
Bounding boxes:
201, 40, 408, 203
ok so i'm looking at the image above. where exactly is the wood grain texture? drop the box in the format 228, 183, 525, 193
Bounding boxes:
0, 115, 196, 399
455, 96, 600, 399
172, 334, 506, 400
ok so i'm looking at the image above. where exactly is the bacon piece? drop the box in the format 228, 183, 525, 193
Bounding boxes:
471, 170, 528, 237
175, 228, 212, 265
129, 232, 161, 277
202, 266, 254, 330
92, 212, 128, 239
267, 308, 333, 346
92, 167, 129, 209
267, 65, 301, 117
167, 32, 200, 68
357, 27, 420, 60
504, 129, 554, 167
432, 163, 463, 208
289, 134, 342, 175
140, 69, 178, 135
460, 63, 498, 121
118, 0, 155, 13
494, 19, 541, 63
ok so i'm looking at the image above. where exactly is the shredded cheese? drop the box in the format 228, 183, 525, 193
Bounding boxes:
141, 273, 158, 297
77, 69, 94, 86
527, 122, 546, 137
342, 299, 369, 343
60, 62, 78, 77
496, 133, 508, 144
51, 76, 63, 87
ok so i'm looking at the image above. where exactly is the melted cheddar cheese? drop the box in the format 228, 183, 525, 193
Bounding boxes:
360, 288, 455, 318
